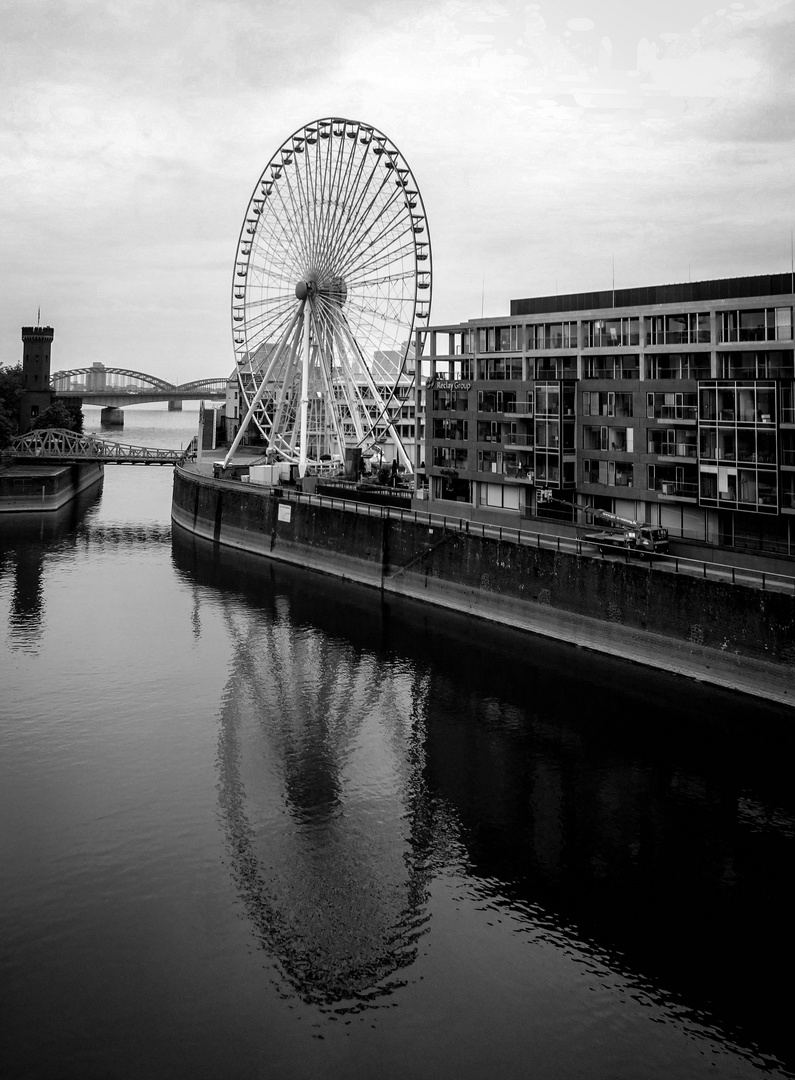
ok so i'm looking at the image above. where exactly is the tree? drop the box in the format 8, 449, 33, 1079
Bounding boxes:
0, 364, 23, 448
31, 400, 82, 433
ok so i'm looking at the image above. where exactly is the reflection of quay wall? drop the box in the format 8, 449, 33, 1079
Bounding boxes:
0, 462, 104, 512
172, 466, 795, 703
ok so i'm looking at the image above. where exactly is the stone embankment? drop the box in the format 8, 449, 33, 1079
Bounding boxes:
172, 464, 795, 708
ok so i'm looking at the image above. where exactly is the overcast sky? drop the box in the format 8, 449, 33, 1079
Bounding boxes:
3, 0, 794, 382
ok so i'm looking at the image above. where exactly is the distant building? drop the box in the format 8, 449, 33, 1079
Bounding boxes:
418, 273, 795, 559
19, 325, 55, 432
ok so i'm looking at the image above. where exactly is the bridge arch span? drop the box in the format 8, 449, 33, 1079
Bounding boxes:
52, 367, 178, 393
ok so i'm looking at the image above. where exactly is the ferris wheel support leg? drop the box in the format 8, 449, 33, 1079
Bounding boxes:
316, 335, 348, 461
338, 315, 413, 473
298, 302, 312, 478
223, 301, 305, 469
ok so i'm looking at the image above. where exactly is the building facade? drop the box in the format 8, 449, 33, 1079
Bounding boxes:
417, 273, 795, 559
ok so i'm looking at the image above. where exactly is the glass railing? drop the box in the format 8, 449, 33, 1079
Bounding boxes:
649, 444, 698, 458
654, 406, 698, 421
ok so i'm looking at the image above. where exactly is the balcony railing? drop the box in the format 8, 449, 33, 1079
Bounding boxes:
648, 443, 698, 459
505, 401, 534, 417
652, 406, 698, 422
652, 480, 699, 499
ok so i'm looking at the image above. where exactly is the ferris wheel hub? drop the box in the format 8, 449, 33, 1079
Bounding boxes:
294, 279, 317, 301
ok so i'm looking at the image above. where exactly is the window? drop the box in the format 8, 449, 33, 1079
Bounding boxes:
583, 317, 639, 347
583, 391, 633, 417
480, 482, 520, 510
534, 420, 559, 448
526, 321, 578, 349
535, 383, 560, 415
477, 390, 505, 413
433, 418, 468, 441
718, 351, 794, 379
582, 355, 639, 380
719, 308, 793, 343
645, 313, 710, 345
647, 391, 697, 421
646, 353, 711, 380
433, 446, 468, 468
583, 426, 602, 451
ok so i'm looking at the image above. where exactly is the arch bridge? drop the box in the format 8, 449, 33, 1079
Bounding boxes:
52, 366, 227, 407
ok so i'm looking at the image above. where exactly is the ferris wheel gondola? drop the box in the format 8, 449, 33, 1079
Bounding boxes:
223, 117, 432, 476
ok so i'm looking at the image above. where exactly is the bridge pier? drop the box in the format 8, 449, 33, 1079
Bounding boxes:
168, 399, 183, 412
101, 407, 124, 427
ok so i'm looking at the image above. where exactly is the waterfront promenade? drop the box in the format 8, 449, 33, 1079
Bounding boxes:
174, 460, 795, 709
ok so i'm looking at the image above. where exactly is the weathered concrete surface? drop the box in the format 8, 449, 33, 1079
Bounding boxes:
0, 461, 104, 512
172, 465, 794, 708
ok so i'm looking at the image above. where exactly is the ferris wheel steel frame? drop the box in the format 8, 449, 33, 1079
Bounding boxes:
223, 117, 432, 476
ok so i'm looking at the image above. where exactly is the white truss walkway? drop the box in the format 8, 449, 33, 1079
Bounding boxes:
8, 428, 192, 465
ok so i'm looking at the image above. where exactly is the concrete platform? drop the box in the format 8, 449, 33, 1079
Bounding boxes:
0, 461, 104, 512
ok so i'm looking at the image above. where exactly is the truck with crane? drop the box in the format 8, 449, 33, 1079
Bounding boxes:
581, 508, 669, 557
534, 491, 669, 557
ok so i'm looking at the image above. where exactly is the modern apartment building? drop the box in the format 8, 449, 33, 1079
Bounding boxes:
416, 273, 795, 558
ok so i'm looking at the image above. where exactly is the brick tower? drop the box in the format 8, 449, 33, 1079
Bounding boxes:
19, 324, 55, 432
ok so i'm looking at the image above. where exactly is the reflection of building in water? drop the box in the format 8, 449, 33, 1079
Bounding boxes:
214, 600, 451, 1011
8, 542, 45, 646
419, 664, 795, 1067
0, 487, 103, 649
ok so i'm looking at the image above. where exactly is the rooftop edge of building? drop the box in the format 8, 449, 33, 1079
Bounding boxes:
510, 272, 795, 318
21, 326, 54, 338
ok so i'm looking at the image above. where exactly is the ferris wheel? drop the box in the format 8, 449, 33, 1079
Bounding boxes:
224, 117, 432, 476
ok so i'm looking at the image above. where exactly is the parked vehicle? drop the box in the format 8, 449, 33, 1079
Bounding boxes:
581, 509, 669, 557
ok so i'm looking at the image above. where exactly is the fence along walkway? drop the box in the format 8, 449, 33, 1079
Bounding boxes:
8, 428, 192, 465
273, 485, 795, 596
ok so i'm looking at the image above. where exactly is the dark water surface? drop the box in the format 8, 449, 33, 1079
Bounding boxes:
1, 407, 794, 1080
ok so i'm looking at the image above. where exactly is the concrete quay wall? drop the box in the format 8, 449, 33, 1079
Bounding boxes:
172, 466, 794, 707
0, 461, 104, 512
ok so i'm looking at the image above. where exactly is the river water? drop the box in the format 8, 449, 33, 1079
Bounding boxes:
1, 407, 794, 1080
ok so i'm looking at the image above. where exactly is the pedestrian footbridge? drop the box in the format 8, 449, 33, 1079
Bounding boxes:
8, 428, 193, 465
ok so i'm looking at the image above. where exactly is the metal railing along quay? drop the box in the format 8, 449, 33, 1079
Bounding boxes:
279, 486, 795, 596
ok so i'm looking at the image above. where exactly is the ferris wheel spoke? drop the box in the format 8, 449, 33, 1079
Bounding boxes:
334, 201, 412, 287
322, 142, 385, 266
338, 241, 417, 294
343, 255, 417, 293
242, 302, 297, 343
333, 137, 399, 247
311, 132, 352, 272
331, 176, 406, 275
276, 167, 316, 275
264, 184, 312, 274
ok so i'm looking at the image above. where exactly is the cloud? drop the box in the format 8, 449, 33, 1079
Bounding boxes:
1, 0, 794, 377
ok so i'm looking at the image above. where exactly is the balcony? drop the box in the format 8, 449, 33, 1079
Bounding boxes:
651, 406, 697, 423
505, 401, 533, 418
503, 433, 534, 449
651, 479, 699, 500
649, 444, 698, 460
